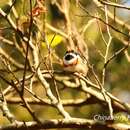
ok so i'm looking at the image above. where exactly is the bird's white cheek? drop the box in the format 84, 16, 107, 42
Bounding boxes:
63, 58, 77, 66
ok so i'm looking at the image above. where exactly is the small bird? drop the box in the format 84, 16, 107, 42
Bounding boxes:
63, 50, 88, 75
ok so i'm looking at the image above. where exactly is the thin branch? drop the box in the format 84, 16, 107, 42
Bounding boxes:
0, 48, 24, 69
78, 2, 130, 38
0, 89, 16, 123
21, 0, 33, 96
104, 41, 130, 68
96, 15, 107, 46
102, 4, 113, 118
0, 36, 14, 45
46, 23, 68, 38
93, 0, 130, 30
5, 97, 92, 107
124, 50, 130, 62
81, 18, 96, 36
98, 0, 130, 10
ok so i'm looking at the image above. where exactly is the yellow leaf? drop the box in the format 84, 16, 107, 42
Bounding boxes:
42, 34, 63, 48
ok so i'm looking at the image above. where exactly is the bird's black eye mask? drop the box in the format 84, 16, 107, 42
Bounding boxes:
64, 54, 74, 60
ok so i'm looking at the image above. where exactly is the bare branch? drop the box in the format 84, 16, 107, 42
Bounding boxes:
1, 118, 129, 130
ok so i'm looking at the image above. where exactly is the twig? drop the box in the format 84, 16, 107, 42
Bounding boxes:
46, 23, 68, 38
0, 89, 16, 123
98, 0, 130, 10
21, 0, 33, 96
81, 18, 96, 36
0, 48, 24, 69
124, 50, 130, 62
96, 15, 107, 46
102, 4, 113, 118
78, 2, 130, 38
104, 41, 130, 68
0, 36, 14, 45
93, 0, 130, 30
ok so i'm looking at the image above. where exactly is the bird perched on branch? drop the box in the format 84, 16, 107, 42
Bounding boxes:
63, 50, 88, 75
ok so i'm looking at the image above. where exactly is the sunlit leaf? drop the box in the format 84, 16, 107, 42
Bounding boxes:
42, 34, 63, 48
